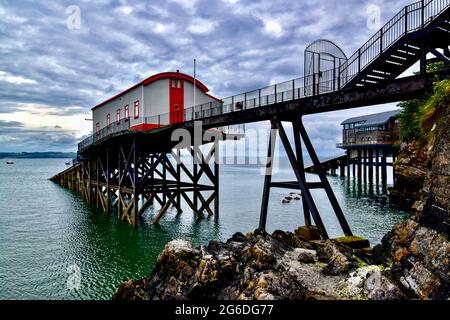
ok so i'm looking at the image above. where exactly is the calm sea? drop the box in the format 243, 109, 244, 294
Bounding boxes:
0, 158, 407, 299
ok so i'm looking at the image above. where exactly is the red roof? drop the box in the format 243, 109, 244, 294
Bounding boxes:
92, 72, 218, 110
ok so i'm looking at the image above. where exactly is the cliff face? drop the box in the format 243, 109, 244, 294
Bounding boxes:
380, 100, 450, 299
389, 142, 428, 210
416, 101, 450, 233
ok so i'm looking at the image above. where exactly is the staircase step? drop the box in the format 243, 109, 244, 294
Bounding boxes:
397, 49, 418, 56
390, 54, 408, 61
372, 69, 391, 76
366, 74, 385, 80
404, 44, 420, 51
385, 59, 404, 66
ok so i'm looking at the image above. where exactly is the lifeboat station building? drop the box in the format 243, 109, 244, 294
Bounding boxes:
91, 71, 222, 136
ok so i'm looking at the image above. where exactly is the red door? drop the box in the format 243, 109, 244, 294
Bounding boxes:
170, 78, 184, 124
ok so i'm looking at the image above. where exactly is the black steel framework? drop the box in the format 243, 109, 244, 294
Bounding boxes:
52, 137, 219, 226
259, 117, 353, 239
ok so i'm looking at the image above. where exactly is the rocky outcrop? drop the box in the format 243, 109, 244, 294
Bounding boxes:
382, 100, 450, 299
114, 229, 410, 300
415, 101, 450, 233
389, 142, 428, 210
377, 220, 449, 299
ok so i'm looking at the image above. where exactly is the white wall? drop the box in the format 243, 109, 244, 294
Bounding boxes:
184, 81, 217, 108
143, 79, 170, 123
92, 85, 143, 131
92, 77, 222, 130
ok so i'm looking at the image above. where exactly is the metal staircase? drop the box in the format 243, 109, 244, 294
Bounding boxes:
341, 0, 450, 88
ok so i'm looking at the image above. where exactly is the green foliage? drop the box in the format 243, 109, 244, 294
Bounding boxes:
397, 98, 425, 143
398, 78, 450, 144
421, 79, 450, 133
427, 61, 445, 73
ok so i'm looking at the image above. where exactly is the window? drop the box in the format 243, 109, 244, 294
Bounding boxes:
124, 105, 129, 120
106, 114, 111, 128
116, 109, 121, 123
96, 122, 100, 134
134, 100, 140, 118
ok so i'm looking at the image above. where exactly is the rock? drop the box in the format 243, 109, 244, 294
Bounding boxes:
398, 257, 445, 299
335, 236, 370, 249
227, 232, 246, 243
113, 278, 150, 300
272, 230, 313, 250
296, 248, 317, 264
389, 142, 428, 210
344, 266, 405, 300
295, 226, 322, 241
114, 230, 409, 300
315, 240, 359, 275
381, 219, 450, 299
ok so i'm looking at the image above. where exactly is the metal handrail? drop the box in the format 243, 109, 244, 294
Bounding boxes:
340, 0, 450, 85
78, 0, 450, 153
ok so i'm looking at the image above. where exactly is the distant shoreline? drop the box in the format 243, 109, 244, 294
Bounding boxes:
0, 152, 76, 159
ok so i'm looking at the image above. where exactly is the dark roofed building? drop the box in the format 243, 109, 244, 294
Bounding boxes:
336, 110, 401, 191
338, 110, 401, 149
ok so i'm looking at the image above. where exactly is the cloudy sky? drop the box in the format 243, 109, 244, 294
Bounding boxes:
0, 0, 414, 154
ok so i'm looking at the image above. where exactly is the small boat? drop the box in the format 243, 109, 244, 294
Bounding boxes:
6, 161, 14, 165
65, 162, 72, 166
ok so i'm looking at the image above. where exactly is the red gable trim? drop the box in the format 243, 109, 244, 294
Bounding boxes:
142, 72, 209, 92
92, 72, 215, 110
205, 93, 223, 103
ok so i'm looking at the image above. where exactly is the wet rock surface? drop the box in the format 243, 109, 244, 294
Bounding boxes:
113, 227, 445, 300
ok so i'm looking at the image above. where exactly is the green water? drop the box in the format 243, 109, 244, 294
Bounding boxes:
0, 158, 407, 299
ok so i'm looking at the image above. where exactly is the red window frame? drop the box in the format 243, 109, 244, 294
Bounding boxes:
116, 109, 121, 123
134, 100, 140, 119
106, 114, 111, 128
124, 105, 129, 120
96, 122, 100, 134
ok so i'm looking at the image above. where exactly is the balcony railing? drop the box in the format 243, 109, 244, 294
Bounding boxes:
78, 119, 130, 152
337, 140, 399, 148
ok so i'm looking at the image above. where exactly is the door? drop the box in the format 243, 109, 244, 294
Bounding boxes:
170, 78, 184, 124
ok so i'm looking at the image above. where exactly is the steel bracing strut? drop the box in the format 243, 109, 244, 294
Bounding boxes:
259, 116, 353, 239
52, 138, 220, 226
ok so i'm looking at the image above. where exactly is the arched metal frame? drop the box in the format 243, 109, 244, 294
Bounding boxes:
304, 39, 348, 96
